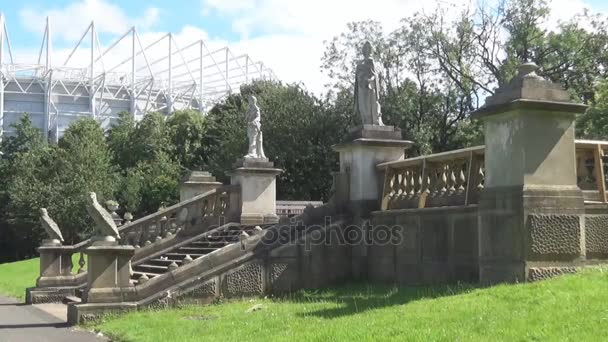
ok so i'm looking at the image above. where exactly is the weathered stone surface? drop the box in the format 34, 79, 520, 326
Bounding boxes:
39, 208, 64, 244
270, 263, 288, 283
528, 214, 580, 257
354, 41, 384, 126
585, 215, 608, 257
245, 95, 266, 159
224, 263, 263, 296
182, 279, 217, 299
528, 267, 577, 282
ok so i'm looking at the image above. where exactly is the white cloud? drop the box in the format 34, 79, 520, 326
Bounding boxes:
201, 0, 608, 95
200, 0, 473, 93
19, 0, 160, 41
12, 0, 608, 97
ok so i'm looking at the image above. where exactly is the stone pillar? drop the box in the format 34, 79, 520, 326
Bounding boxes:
230, 158, 282, 225
84, 241, 135, 303
36, 244, 74, 287
472, 63, 588, 284
333, 125, 413, 281
180, 171, 223, 202
332, 125, 413, 216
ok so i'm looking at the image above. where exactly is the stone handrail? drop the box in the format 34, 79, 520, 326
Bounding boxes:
118, 184, 240, 249
377, 146, 485, 210
377, 140, 608, 211
31, 185, 241, 295
575, 140, 608, 203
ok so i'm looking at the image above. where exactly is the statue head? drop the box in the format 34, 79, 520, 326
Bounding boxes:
87, 192, 98, 205
362, 41, 373, 58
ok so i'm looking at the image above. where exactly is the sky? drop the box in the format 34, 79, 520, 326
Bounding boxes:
1, 0, 608, 95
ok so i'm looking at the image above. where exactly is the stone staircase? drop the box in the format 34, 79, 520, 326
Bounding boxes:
131, 224, 270, 282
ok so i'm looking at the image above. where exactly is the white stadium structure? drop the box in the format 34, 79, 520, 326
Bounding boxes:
0, 13, 276, 141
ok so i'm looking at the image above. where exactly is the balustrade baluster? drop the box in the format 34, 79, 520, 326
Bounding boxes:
439, 165, 448, 196
77, 251, 86, 273
457, 162, 466, 193
477, 160, 485, 190
447, 162, 457, 195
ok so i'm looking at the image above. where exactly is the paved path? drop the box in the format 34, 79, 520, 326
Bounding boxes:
0, 296, 104, 342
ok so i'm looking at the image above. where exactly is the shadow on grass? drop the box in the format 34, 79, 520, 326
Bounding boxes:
274, 281, 478, 319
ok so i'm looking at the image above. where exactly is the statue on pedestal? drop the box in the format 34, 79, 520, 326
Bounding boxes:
86, 192, 120, 241
39, 208, 64, 245
245, 95, 267, 159
354, 41, 384, 126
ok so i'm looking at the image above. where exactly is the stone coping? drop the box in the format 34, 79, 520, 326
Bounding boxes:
231, 167, 283, 175
472, 99, 588, 119
332, 138, 414, 151
371, 204, 479, 216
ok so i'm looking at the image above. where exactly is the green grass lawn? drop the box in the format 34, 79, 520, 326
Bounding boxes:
90, 267, 608, 342
0, 258, 39, 300
0, 255, 81, 300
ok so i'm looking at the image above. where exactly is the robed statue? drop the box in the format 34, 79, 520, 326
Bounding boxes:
354, 41, 384, 126
245, 95, 267, 159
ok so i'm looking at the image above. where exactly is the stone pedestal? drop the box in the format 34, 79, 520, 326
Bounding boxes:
180, 171, 223, 201
230, 158, 283, 225
36, 244, 74, 287
333, 125, 413, 215
84, 242, 135, 303
473, 63, 589, 284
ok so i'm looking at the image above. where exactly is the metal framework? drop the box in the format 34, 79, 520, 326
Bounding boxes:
0, 14, 276, 141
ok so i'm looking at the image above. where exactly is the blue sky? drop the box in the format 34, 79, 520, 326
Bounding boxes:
1, 0, 607, 94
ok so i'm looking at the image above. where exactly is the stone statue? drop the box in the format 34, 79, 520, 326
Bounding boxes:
39, 208, 64, 245
86, 192, 120, 240
354, 41, 384, 126
245, 95, 267, 159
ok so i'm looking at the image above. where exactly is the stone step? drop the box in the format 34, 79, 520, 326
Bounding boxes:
132, 271, 162, 279
189, 240, 230, 248
148, 258, 185, 266
165, 252, 205, 259
133, 264, 169, 272
176, 246, 219, 254
62, 296, 81, 304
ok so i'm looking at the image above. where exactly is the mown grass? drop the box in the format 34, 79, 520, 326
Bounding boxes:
90, 267, 608, 342
0, 258, 39, 300
0, 255, 81, 300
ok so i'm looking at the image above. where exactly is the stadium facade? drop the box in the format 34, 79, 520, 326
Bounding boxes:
0, 14, 276, 141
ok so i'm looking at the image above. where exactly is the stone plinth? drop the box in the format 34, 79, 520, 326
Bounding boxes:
230, 158, 283, 225
84, 243, 135, 303
472, 63, 588, 284
333, 125, 413, 215
36, 244, 74, 287
180, 171, 222, 201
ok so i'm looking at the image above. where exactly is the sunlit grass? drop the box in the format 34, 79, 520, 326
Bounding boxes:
90, 267, 608, 341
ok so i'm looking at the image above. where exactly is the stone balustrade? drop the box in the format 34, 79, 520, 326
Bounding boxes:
378, 140, 608, 211
27, 184, 241, 304
575, 140, 608, 203
118, 185, 240, 249
377, 146, 485, 210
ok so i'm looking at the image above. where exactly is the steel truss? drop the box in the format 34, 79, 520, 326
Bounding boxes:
0, 13, 276, 141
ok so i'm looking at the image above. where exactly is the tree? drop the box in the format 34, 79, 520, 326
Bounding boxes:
166, 109, 214, 170
206, 80, 353, 201
577, 80, 608, 139
0, 115, 53, 260
52, 119, 118, 242
109, 112, 181, 216
321, 0, 608, 151
107, 111, 137, 170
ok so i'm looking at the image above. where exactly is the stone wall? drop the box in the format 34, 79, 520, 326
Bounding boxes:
369, 206, 479, 285
368, 203, 608, 286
